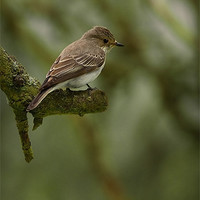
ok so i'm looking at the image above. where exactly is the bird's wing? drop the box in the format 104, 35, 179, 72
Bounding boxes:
40, 53, 105, 90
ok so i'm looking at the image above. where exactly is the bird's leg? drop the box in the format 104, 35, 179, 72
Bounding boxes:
87, 84, 93, 90
66, 88, 72, 92
87, 84, 95, 95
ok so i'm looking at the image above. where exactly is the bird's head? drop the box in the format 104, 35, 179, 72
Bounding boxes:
82, 26, 124, 52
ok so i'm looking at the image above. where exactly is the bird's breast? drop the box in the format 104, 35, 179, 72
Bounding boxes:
67, 61, 105, 88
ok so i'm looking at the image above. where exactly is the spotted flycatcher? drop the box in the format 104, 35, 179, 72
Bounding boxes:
27, 26, 123, 111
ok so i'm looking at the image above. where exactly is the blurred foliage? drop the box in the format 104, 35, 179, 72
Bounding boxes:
1, 0, 199, 200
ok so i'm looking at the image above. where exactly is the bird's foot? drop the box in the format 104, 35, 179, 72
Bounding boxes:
87, 84, 93, 90
86, 84, 97, 95
66, 88, 73, 93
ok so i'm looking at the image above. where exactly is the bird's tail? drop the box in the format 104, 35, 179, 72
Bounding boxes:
26, 88, 53, 111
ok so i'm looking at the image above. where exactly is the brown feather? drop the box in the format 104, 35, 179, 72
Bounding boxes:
26, 88, 52, 111
40, 53, 105, 91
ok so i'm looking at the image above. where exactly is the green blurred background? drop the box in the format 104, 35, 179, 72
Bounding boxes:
1, 0, 199, 200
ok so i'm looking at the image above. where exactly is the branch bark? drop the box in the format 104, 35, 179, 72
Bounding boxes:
0, 46, 108, 162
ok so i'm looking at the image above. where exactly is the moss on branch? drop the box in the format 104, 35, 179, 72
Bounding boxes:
0, 46, 108, 162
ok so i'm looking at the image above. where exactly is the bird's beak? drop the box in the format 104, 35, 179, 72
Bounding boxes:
115, 41, 124, 47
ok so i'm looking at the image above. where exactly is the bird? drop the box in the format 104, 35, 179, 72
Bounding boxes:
26, 26, 123, 111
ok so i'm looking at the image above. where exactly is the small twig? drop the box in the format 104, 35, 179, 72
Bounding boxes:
14, 111, 33, 162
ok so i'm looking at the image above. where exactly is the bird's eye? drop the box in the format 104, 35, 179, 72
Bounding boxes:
103, 39, 108, 43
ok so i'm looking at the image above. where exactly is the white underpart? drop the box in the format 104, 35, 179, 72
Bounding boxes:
53, 61, 105, 90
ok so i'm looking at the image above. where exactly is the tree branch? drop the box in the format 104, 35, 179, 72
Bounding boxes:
0, 46, 108, 162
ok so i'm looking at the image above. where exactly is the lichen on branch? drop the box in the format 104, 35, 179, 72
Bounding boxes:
0, 46, 108, 162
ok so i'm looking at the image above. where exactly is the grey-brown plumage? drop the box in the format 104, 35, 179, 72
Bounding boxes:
27, 26, 123, 111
